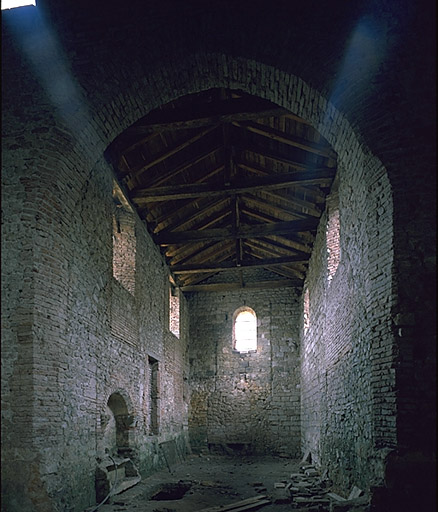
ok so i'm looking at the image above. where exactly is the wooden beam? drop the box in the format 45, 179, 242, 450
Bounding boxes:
265, 234, 312, 254
155, 218, 319, 245
261, 189, 322, 217
125, 125, 219, 186
239, 209, 313, 253
132, 168, 336, 202
125, 97, 289, 134
196, 495, 271, 512
154, 197, 231, 234
242, 193, 307, 221
150, 185, 228, 229
143, 146, 222, 189
181, 279, 302, 293
169, 240, 235, 267
234, 142, 318, 171
171, 255, 308, 274
233, 120, 337, 159
237, 161, 327, 203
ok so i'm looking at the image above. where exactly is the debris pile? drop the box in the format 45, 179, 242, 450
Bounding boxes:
272, 460, 369, 511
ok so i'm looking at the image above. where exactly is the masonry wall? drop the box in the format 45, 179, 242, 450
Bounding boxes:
1, 152, 189, 512
300, 158, 395, 495
2, 2, 435, 511
187, 285, 301, 457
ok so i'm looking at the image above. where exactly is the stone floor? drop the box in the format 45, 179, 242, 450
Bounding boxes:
84, 454, 371, 512
84, 454, 307, 512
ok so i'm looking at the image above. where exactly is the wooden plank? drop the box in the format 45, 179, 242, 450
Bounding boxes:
125, 125, 219, 186
146, 146, 222, 189
132, 169, 336, 202
152, 195, 229, 231
196, 496, 271, 512
261, 190, 322, 218
197, 495, 269, 510
243, 194, 307, 221
233, 120, 337, 159
181, 279, 302, 293
156, 199, 231, 235
168, 240, 235, 267
237, 161, 327, 203
171, 255, 308, 274
234, 142, 321, 172
125, 96, 289, 134
155, 218, 319, 245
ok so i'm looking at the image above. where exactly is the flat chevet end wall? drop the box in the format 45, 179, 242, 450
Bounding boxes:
187, 287, 301, 458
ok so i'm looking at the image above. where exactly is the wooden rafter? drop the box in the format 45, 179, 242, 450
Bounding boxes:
125, 125, 219, 187
125, 97, 289, 135
171, 255, 308, 274
132, 168, 335, 202
155, 218, 318, 245
232, 120, 337, 159
234, 142, 323, 172
155, 197, 231, 234
243, 193, 308, 221
237, 161, 327, 203
109, 88, 338, 291
180, 279, 302, 292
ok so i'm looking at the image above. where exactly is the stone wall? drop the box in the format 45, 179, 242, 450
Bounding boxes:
301, 158, 395, 494
2, 1, 435, 510
1, 154, 189, 512
187, 285, 301, 457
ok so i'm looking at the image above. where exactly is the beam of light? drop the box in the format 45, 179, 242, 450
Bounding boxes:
1, 0, 35, 10
331, 17, 386, 105
4, 7, 93, 141
318, 15, 388, 136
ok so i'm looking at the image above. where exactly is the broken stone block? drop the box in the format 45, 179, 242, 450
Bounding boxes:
347, 486, 363, 500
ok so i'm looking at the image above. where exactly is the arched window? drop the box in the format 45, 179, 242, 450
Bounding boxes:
233, 307, 257, 352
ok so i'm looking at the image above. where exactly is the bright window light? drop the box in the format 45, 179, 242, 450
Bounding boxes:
234, 309, 257, 352
2, 0, 36, 9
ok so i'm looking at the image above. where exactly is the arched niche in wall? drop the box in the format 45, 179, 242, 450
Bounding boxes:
104, 392, 134, 456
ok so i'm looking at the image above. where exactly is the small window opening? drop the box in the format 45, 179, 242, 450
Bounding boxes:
326, 191, 340, 282
112, 182, 136, 295
169, 284, 180, 338
303, 288, 310, 332
233, 307, 257, 352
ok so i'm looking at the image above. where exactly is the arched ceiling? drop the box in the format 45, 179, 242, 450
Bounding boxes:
107, 88, 337, 292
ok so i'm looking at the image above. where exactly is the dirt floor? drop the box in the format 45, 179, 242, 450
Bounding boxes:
84, 454, 307, 512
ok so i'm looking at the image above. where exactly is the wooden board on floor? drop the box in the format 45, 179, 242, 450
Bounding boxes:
196, 495, 271, 512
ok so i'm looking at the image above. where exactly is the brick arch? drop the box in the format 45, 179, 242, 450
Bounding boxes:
105, 391, 135, 452
54, 50, 394, 468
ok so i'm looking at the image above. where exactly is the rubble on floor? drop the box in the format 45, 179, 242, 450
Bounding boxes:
271, 460, 369, 511
95, 456, 141, 503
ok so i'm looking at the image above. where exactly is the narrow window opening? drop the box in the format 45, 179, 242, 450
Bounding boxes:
112, 182, 136, 295
303, 288, 310, 332
233, 307, 257, 353
148, 357, 159, 435
326, 190, 340, 282
169, 284, 180, 338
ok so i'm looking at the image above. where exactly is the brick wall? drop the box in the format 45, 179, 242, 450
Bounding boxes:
2, 1, 435, 510
187, 285, 301, 457
1, 154, 189, 511
301, 156, 395, 494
